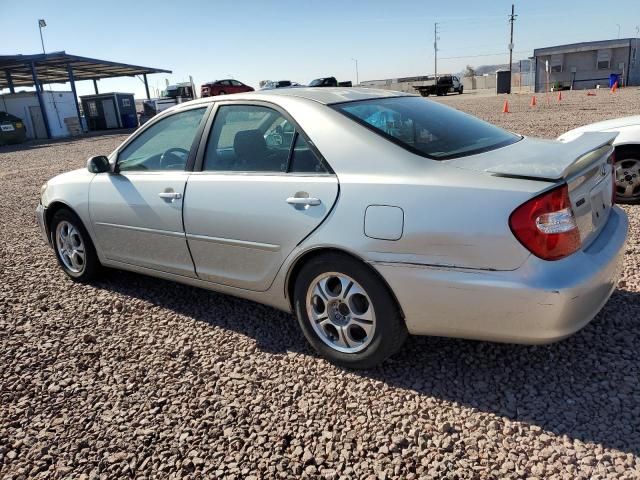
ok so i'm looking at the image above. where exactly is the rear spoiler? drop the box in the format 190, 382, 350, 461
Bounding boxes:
483, 132, 618, 181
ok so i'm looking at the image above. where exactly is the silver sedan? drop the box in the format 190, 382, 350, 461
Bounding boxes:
36, 88, 628, 368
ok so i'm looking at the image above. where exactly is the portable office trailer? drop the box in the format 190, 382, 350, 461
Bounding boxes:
0, 91, 79, 139
80, 93, 137, 131
533, 38, 640, 92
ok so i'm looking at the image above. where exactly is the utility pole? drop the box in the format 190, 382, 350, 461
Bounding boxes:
508, 5, 517, 73
434, 22, 440, 79
351, 58, 359, 85
634, 26, 639, 67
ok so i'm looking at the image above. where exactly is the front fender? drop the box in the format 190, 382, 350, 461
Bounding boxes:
41, 168, 96, 246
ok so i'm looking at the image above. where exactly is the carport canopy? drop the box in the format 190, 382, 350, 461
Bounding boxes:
0, 51, 171, 97
0, 51, 171, 138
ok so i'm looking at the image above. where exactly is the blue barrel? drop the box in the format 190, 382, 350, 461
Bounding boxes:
609, 73, 620, 87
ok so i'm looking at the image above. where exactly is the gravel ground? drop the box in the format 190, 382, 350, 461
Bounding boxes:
1, 89, 639, 479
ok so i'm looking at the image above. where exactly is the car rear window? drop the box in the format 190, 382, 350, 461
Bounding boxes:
332, 96, 520, 160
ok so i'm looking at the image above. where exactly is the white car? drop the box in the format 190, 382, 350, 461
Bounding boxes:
559, 116, 640, 204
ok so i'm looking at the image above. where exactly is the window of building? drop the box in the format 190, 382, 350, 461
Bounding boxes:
550, 54, 563, 73
87, 101, 98, 117
596, 49, 611, 70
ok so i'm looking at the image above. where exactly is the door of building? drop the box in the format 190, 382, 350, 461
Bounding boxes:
29, 106, 47, 139
102, 99, 118, 129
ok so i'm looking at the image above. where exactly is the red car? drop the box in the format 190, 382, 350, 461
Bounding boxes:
200, 79, 254, 97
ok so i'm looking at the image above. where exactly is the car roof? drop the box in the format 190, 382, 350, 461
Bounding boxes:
182, 87, 413, 107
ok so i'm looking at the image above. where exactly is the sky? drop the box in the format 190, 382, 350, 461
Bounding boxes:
1, 0, 639, 99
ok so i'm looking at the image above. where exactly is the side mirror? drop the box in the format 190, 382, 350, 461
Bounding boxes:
87, 155, 111, 173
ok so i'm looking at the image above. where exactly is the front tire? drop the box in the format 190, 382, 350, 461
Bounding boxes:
50, 208, 101, 282
293, 253, 407, 369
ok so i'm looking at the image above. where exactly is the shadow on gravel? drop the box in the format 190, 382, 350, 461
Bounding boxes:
95, 269, 305, 355
372, 288, 640, 456
94, 270, 640, 455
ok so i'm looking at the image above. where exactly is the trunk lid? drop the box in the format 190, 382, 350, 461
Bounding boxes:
447, 132, 617, 247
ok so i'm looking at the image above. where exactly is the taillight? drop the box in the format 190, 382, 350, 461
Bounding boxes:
509, 184, 581, 261
608, 151, 616, 204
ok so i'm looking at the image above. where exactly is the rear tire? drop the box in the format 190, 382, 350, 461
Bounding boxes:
293, 253, 407, 369
614, 147, 640, 204
50, 208, 101, 282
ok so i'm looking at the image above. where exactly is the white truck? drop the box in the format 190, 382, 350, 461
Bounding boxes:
141, 82, 196, 123
413, 75, 463, 97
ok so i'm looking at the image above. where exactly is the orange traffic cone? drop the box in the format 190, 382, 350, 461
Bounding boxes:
557, 91, 562, 101
530, 95, 537, 107
502, 99, 510, 113
611, 81, 618, 93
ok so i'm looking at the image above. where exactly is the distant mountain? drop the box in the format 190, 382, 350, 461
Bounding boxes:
458, 59, 532, 77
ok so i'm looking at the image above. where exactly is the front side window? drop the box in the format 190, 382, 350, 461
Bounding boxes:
231, 80, 243, 87
203, 104, 327, 173
118, 108, 207, 172
332, 96, 520, 160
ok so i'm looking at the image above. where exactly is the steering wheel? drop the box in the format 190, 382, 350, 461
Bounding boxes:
160, 147, 189, 170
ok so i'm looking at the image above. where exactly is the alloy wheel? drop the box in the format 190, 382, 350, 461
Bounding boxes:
305, 272, 376, 354
615, 158, 640, 201
55, 220, 86, 274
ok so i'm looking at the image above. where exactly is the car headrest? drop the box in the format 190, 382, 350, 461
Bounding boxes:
233, 129, 267, 160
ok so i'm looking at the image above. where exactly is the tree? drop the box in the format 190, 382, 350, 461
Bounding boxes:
463, 65, 476, 78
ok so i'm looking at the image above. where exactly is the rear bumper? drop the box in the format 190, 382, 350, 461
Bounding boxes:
374, 206, 628, 344
36, 203, 52, 247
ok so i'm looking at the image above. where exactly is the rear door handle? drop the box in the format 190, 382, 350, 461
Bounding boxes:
158, 191, 182, 201
286, 196, 321, 206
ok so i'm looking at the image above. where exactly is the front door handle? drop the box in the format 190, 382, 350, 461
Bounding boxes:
286, 196, 321, 206
158, 191, 182, 201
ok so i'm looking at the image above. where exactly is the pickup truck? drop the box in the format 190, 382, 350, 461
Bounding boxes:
308, 77, 353, 87
413, 75, 463, 96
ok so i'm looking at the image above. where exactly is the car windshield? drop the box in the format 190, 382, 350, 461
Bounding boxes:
309, 79, 323, 86
162, 88, 178, 98
332, 96, 521, 160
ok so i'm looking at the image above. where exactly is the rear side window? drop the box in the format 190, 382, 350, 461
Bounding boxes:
290, 135, 326, 173
332, 96, 520, 160
203, 104, 327, 173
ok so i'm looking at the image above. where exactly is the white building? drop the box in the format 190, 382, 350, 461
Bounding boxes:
0, 91, 78, 139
